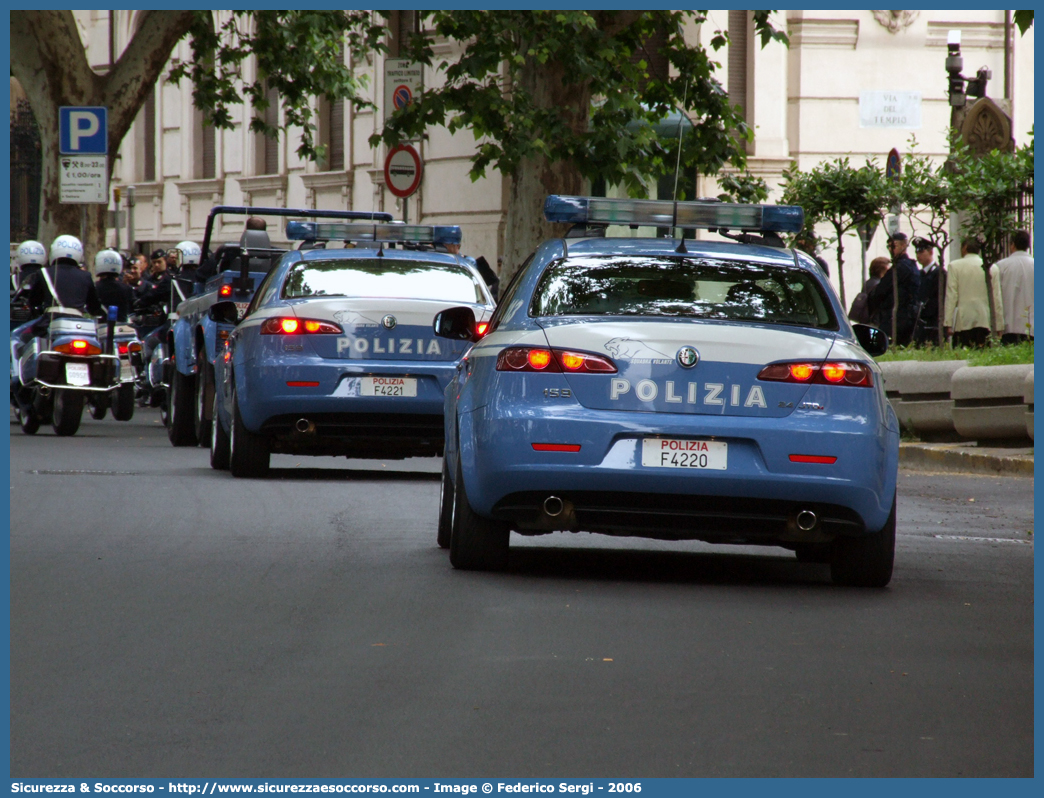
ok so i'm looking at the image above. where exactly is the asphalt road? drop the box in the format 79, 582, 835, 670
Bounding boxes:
9, 409, 1034, 777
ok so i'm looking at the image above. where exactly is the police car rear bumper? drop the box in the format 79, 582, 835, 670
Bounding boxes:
236, 357, 457, 436
459, 404, 898, 538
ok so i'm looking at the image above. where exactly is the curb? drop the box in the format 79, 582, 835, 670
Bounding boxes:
899, 442, 1034, 477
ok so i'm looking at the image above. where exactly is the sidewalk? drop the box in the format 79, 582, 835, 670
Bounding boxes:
899, 441, 1034, 477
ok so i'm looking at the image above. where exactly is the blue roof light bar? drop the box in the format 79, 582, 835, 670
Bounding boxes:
285, 221, 463, 246
543, 195, 805, 234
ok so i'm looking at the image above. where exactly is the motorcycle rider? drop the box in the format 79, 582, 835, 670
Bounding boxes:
94, 249, 134, 322
13, 240, 47, 288
12, 235, 104, 361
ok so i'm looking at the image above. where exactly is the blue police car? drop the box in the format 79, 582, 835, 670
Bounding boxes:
209, 221, 496, 478
434, 195, 898, 587
166, 206, 392, 448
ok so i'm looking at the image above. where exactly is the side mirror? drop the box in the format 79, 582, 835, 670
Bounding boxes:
208, 300, 240, 325
853, 323, 888, 357
433, 306, 479, 341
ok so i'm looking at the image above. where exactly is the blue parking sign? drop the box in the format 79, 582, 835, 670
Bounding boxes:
59, 106, 108, 155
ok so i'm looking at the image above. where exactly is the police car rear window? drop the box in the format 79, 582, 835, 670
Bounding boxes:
531, 255, 836, 329
282, 259, 486, 304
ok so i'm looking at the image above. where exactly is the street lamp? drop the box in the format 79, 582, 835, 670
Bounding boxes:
946, 29, 992, 108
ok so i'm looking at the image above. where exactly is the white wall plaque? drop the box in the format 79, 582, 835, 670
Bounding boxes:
859, 91, 922, 129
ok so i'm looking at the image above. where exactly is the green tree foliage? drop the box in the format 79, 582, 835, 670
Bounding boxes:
372, 10, 787, 275
171, 11, 387, 163
716, 171, 770, 204
1013, 10, 1034, 35
781, 158, 891, 308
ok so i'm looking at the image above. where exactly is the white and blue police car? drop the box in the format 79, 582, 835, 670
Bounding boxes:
209, 221, 496, 477
434, 195, 898, 587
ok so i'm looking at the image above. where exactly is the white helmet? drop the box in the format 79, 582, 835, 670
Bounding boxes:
94, 249, 123, 276
50, 235, 84, 265
15, 240, 47, 267
173, 240, 201, 266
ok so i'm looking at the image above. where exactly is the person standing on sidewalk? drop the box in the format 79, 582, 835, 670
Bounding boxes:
995, 230, 1034, 344
913, 238, 945, 347
944, 238, 1003, 348
848, 257, 889, 324
868, 232, 920, 346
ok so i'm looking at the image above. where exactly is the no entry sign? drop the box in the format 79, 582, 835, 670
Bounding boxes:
384, 144, 423, 199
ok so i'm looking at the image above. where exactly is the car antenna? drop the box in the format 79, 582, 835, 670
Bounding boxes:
672, 73, 691, 254
375, 224, 384, 257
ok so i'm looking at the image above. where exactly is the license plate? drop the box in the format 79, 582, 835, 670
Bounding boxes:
66, 362, 91, 387
360, 376, 417, 397
235, 302, 250, 319
641, 438, 727, 470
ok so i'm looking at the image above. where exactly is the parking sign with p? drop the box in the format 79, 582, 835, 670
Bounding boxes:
60, 107, 108, 155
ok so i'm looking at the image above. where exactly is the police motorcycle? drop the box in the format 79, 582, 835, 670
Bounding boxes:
10, 240, 121, 437
164, 206, 393, 447
83, 249, 141, 421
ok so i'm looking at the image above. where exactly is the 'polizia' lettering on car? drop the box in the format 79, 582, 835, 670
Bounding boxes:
434, 194, 899, 588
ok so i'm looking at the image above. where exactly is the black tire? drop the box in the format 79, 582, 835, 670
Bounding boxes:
52, 390, 84, 437
112, 384, 135, 421
194, 359, 213, 446
794, 543, 832, 564
168, 367, 198, 446
18, 403, 40, 435
229, 386, 269, 478
449, 457, 509, 571
437, 458, 454, 549
210, 388, 231, 471
88, 394, 108, 420
830, 494, 896, 588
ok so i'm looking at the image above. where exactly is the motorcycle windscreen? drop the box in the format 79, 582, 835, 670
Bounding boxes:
531, 253, 839, 417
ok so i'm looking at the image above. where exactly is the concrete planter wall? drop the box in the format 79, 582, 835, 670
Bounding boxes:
951, 364, 1035, 442
877, 361, 909, 428
1024, 368, 1034, 441
895, 360, 967, 440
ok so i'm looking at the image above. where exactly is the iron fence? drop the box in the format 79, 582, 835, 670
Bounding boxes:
10, 99, 42, 243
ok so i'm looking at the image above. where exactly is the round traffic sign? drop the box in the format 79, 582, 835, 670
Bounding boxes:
392, 85, 413, 110
384, 144, 423, 199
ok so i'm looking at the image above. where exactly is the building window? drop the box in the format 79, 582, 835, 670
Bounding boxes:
201, 123, 216, 179
256, 83, 279, 175
728, 10, 748, 122
143, 88, 156, 182
318, 41, 345, 171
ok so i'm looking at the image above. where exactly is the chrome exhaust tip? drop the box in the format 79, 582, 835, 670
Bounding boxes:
543, 496, 564, 517
796, 510, 818, 532
295, 418, 315, 434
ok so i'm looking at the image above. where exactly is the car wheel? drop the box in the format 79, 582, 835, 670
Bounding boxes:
194, 359, 213, 446
229, 386, 269, 478
449, 457, 509, 571
830, 493, 896, 588
210, 387, 231, 471
51, 389, 84, 437
794, 543, 832, 564
437, 458, 454, 549
168, 368, 198, 446
112, 384, 135, 421
18, 403, 40, 435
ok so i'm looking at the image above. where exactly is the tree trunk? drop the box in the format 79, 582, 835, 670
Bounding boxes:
500, 34, 596, 282
10, 11, 194, 264
832, 223, 847, 309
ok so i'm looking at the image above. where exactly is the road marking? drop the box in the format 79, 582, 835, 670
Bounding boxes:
934, 535, 1032, 545
28, 469, 141, 476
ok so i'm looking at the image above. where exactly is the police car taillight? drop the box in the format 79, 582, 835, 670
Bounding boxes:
758, 361, 873, 387
55, 339, 102, 356
219, 284, 233, 298
260, 318, 343, 335
476, 322, 489, 337
496, 347, 617, 373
